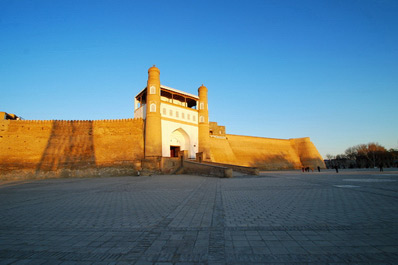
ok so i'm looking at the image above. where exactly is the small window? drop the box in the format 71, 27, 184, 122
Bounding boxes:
176, 111, 179, 118
162, 108, 166, 115
150, 86, 156, 94
193, 115, 196, 121
182, 113, 185, 119
200, 116, 204, 122
169, 109, 173, 116
187, 114, 190, 120
200, 102, 204, 110
150, 103, 156, 112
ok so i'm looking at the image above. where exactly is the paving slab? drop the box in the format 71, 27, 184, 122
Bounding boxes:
0, 169, 397, 264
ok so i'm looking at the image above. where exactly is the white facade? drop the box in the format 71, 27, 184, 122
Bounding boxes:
134, 85, 200, 159
160, 103, 198, 125
161, 120, 198, 158
160, 103, 198, 158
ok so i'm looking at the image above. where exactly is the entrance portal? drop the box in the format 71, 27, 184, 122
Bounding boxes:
169, 128, 190, 158
170, 146, 180, 157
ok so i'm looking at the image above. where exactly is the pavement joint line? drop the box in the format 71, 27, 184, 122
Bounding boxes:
0, 172, 397, 263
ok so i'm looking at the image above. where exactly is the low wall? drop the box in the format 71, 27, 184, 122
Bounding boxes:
182, 160, 232, 178
161, 157, 182, 174
203, 161, 259, 175
0, 166, 141, 181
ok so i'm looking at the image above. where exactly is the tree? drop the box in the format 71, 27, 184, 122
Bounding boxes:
345, 142, 387, 168
335, 154, 347, 160
325, 154, 334, 160
345, 147, 357, 160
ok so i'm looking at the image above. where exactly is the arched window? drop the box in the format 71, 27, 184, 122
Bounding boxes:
192, 115, 196, 121
200, 102, 204, 110
169, 109, 173, 116
150, 103, 156, 112
149, 85, 156, 94
200, 116, 204, 123
162, 108, 166, 115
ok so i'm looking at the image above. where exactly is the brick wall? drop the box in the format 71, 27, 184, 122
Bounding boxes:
291, 137, 326, 169
0, 117, 325, 178
0, 118, 144, 179
209, 134, 325, 170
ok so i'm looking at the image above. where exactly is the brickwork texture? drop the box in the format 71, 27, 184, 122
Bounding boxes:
210, 135, 325, 170
0, 119, 144, 179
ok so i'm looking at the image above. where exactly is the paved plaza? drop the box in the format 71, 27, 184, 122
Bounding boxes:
0, 169, 397, 264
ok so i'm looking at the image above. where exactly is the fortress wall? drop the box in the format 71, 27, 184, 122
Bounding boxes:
209, 134, 324, 170
209, 137, 237, 164
0, 118, 144, 179
0, 119, 54, 171
291, 137, 326, 169
226, 134, 303, 170
92, 119, 144, 167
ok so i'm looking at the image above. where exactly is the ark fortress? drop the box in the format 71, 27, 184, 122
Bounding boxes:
0, 66, 325, 178
136, 65, 324, 169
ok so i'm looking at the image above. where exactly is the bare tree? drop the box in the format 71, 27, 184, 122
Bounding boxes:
325, 154, 334, 160
345, 147, 357, 160
345, 142, 387, 168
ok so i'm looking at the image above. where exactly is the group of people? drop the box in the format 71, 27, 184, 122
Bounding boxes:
302, 166, 322, 173
308, 164, 385, 173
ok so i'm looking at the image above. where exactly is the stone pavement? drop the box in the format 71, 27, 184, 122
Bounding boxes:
0, 169, 397, 264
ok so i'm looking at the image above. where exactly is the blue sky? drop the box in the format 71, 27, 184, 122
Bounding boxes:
1, 0, 397, 157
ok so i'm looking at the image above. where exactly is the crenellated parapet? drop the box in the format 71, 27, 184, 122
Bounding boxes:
5, 118, 142, 123
5, 119, 54, 124
93, 118, 143, 124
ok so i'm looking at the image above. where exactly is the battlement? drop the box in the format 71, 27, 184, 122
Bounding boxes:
1, 118, 143, 126
4, 118, 141, 123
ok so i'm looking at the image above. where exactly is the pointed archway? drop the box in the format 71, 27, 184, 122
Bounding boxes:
169, 128, 190, 157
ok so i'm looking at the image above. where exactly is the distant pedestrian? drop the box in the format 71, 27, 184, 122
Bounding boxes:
379, 164, 384, 172
335, 166, 339, 173
317, 166, 320, 172
302, 167, 304, 173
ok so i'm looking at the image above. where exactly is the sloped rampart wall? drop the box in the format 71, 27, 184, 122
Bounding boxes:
209, 134, 325, 170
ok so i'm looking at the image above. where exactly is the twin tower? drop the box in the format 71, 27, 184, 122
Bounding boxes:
134, 65, 210, 161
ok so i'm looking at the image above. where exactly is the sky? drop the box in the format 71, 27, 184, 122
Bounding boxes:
1, 0, 397, 158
